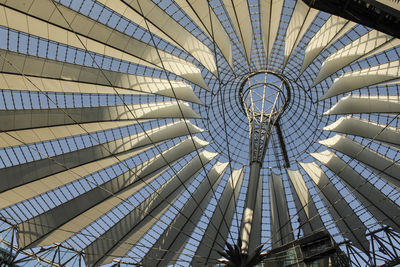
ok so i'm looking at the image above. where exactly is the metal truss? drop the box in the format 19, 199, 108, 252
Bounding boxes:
0, 219, 84, 267
341, 227, 400, 267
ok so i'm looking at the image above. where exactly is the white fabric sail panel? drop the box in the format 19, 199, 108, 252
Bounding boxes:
324, 116, 400, 149
174, 0, 233, 68
321, 60, 400, 100
284, 0, 318, 65
221, 0, 253, 61
260, 0, 284, 62
302, 16, 355, 72
0, 4, 152, 69
193, 168, 244, 266
299, 162, 370, 253
319, 135, 400, 188
0, 101, 200, 131
288, 170, 313, 235
17, 137, 209, 248
30, 137, 209, 248
115, 0, 217, 76
84, 150, 217, 266
0, 120, 203, 195
311, 150, 400, 233
0, 2, 208, 90
0, 51, 202, 104
95, 0, 177, 47
95, 0, 203, 64
359, 38, 400, 63
0, 142, 151, 197
0, 73, 201, 105
143, 162, 229, 266
270, 173, 294, 249
0, 72, 142, 95
287, 169, 325, 235
380, 78, 400, 87
0, 121, 140, 149
313, 30, 397, 86
324, 95, 400, 115
0, 148, 142, 210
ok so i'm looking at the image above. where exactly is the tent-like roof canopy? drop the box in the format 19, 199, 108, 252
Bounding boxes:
0, 0, 400, 266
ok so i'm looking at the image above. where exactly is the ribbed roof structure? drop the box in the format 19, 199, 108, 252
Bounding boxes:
0, 0, 400, 266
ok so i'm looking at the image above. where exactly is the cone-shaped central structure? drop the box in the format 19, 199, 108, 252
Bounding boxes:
239, 71, 290, 253
240, 71, 289, 163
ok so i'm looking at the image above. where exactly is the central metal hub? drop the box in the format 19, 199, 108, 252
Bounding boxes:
239, 71, 290, 164
239, 71, 289, 119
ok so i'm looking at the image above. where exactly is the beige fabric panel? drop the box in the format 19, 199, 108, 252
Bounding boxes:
0, 1, 208, 89
311, 150, 400, 233
96, 0, 182, 54
270, 173, 293, 249
0, 101, 200, 131
319, 135, 400, 188
84, 150, 217, 266
17, 137, 208, 248
221, 0, 252, 61
174, 0, 233, 68
313, 30, 399, 85
33, 137, 208, 248
300, 161, 370, 253
287, 169, 325, 236
0, 121, 139, 149
260, 0, 284, 62
158, 163, 230, 266
0, 4, 152, 70
284, 0, 318, 65
192, 168, 244, 266
143, 162, 229, 266
112, 0, 217, 76
0, 71, 201, 105
0, 148, 146, 210
324, 116, 400, 149
0, 120, 203, 196
360, 38, 400, 62
0, 143, 149, 197
324, 95, 400, 115
0, 50, 202, 104
302, 16, 355, 72
0, 72, 139, 95
381, 78, 400, 87
322, 60, 400, 99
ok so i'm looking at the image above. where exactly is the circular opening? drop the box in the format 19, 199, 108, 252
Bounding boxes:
239, 71, 290, 119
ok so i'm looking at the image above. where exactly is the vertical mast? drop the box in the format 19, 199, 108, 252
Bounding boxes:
239, 71, 289, 253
